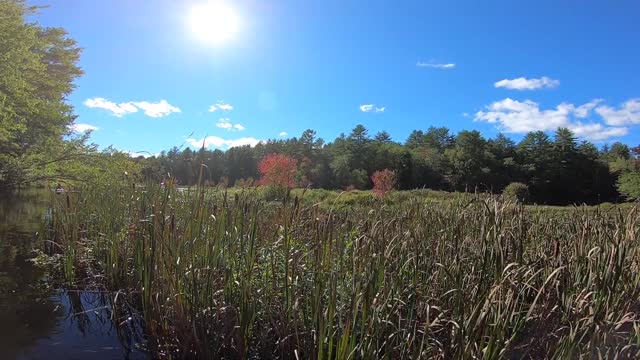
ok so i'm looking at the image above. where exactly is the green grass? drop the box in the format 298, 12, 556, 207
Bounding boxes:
44, 182, 640, 359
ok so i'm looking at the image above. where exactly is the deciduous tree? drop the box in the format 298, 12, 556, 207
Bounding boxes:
371, 169, 396, 198
258, 153, 298, 189
0, 0, 83, 191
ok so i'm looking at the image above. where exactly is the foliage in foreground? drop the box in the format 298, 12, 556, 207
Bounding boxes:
46, 182, 640, 359
0, 0, 85, 190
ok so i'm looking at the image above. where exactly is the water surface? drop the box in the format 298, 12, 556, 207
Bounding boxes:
0, 191, 147, 359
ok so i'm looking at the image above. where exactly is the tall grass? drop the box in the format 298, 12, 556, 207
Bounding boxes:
45, 181, 640, 358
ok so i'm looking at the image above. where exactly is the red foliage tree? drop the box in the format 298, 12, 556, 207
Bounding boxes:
258, 153, 298, 189
371, 169, 396, 198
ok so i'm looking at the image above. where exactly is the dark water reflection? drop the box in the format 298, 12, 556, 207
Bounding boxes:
0, 191, 147, 359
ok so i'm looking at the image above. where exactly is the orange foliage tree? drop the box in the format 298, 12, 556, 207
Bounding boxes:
258, 153, 298, 189
371, 169, 396, 197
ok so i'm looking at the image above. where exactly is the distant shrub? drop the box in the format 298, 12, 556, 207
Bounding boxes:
503, 182, 530, 203
371, 169, 396, 198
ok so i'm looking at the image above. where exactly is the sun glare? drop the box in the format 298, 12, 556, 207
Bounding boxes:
189, 2, 239, 45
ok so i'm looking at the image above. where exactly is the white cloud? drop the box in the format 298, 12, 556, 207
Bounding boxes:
279, 131, 288, 137
417, 61, 456, 69
69, 123, 98, 133
225, 137, 260, 147
570, 123, 628, 141
125, 151, 158, 158
209, 101, 234, 112
494, 76, 560, 90
131, 100, 181, 118
360, 104, 386, 113
216, 118, 233, 129
595, 98, 640, 126
186, 136, 262, 149
84, 97, 138, 117
84, 97, 180, 118
216, 118, 245, 131
575, 99, 604, 118
474, 98, 630, 141
475, 98, 570, 133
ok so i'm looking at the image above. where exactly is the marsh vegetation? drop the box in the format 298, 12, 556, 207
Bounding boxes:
43, 181, 640, 359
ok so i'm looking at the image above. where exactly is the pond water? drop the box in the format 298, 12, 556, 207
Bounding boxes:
0, 191, 147, 359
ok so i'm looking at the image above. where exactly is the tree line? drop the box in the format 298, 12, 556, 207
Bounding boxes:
136, 126, 640, 205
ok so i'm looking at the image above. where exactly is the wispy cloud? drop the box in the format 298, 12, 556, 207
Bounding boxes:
494, 76, 560, 90
474, 98, 630, 141
209, 101, 234, 112
416, 61, 456, 69
595, 98, 640, 126
360, 104, 386, 113
216, 118, 245, 131
84, 97, 180, 118
186, 136, 262, 149
68, 123, 98, 133
279, 131, 288, 137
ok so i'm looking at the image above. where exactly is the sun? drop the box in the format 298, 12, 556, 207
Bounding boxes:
189, 2, 239, 45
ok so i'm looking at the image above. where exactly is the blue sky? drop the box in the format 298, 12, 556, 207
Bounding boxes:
32, 0, 640, 155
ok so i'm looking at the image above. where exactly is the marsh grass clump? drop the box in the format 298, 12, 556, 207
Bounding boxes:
44, 181, 640, 359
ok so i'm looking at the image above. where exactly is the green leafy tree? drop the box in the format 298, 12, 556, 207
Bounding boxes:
617, 172, 640, 201
0, 0, 83, 190
424, 126, 455, 150
517, 131, 554, 202
446, 130, 493, 191
487, 133, 518, 190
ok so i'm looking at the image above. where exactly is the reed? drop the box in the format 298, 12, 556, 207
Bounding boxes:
45, 182, 640, 359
